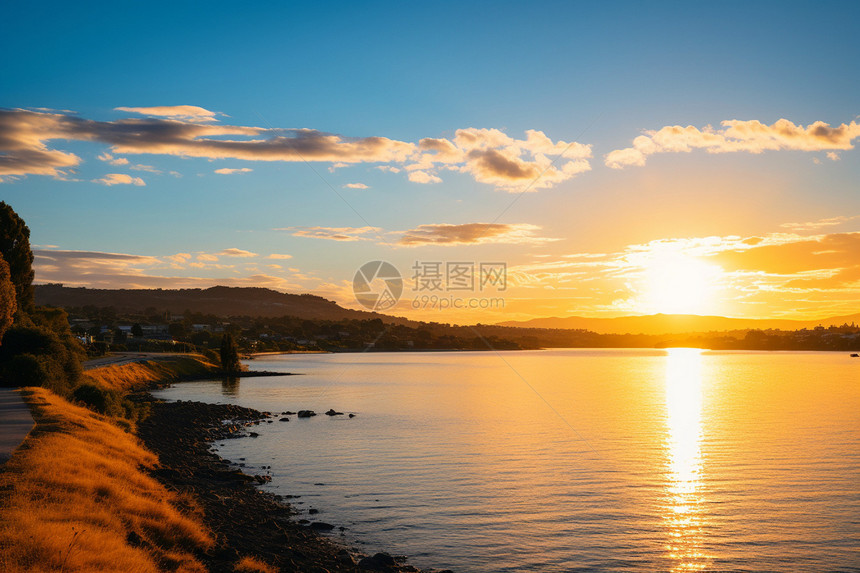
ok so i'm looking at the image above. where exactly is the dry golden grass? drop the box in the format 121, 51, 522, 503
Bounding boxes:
233, 556, 278, 573
84, 356, 218, 393
0, 387, 212, 573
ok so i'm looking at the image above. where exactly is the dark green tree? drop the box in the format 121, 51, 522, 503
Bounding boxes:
131, 323, 143, 338
219, 332, 241, 372
0, 256, 15, 343
0, 202, 35, 318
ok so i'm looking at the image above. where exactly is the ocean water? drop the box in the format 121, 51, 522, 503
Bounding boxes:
153, 349, 860, 572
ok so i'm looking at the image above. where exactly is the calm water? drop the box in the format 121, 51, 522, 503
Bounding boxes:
154, 349, 860, 572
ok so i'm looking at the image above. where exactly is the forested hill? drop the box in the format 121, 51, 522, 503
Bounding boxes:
35, 284, 408, 323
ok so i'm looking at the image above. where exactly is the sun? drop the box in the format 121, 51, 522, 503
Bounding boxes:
640, 251, 723, 315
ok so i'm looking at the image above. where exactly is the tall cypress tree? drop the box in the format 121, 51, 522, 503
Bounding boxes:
219, 332, 241, 372
0, 202, 35, 318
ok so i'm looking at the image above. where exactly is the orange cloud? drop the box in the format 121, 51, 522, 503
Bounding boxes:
280, 226, 381, 242
114, 105, 222, 123
92, 173, 145, 186
217, 248, 258, 257
398, 223, 554, 246
606, 118, 860, 168
0, 109, 591, 191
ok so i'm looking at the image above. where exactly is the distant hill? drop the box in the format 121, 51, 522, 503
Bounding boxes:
35, 284, 409, 323
496, 313, 860, 335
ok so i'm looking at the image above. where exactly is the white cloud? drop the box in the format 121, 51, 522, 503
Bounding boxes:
408, 170, 442, 184
343, 182, 369, 189
214, 167, 253, 175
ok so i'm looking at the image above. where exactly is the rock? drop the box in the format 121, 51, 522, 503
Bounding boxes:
309, 521, 335, 531
248, 432, 260, 438
308, 508, 319, 514
253, 474, 271, 484
349, 413, 356, 418
297, 410, 316, 418
337, 549, 356, 566
282, 411, 296, 415
358, 552, 397, 570
325, 409, 344, 416
279, 417, 290, 422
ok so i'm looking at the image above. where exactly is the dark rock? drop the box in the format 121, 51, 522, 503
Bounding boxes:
308, 508, 319, 515
297, 410, 316, 418
309, 521, 335, 531
282, 411, 296, 415
325, 409, 344, 416
358, 552, 397, 570
349, 413, 356, 418
337, 549, 356, 566
248, 432, 260, 437
279, 417, 290, 422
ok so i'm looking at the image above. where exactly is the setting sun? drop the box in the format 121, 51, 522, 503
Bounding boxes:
641, 252, 723, 315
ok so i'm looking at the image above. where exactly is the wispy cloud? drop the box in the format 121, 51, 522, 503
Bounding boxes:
92, 173, 145, 186
279, 225, 381, 242
398, 223, 555, 246
114, 105, 222, 123
214, 167, 253, 175
217, 248, 258, 257
781, 215, 859, 232
267, 253, 293, 259
342, 182, 369, 189
605, 118, 860, 169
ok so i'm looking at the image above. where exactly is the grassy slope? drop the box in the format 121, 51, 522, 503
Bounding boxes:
0, 387, 213, 573
84, 355, 219, 393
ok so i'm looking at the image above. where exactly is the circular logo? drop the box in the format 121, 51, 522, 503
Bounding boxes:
353, 261, 403, 311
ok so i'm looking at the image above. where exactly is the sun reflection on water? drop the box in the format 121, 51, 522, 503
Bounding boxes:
664, 348, 710, 571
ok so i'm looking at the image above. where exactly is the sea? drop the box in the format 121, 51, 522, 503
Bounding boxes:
153, 349, 860, 572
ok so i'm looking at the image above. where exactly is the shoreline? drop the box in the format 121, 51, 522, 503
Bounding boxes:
136, 394, 445, 573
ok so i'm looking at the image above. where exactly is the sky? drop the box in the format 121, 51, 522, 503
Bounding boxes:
2, 0, 860, 324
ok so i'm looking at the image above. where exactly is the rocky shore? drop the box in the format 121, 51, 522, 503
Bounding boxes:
137, 397, 446, 573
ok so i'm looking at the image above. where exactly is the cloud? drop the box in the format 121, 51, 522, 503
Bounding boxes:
826, 151, 841, 161
407, 170, 442, 184
267, 254, 293, 259
780, 215, 859, 232
217, 248, 258, 257
34, 253, 301, 291
114, 105, 221, 123
214, 167, 253, 175
97, 152, 129, 165
196, 253, 218, 262
130, 163, 162, 174
343, 182, 369, 189
92, 173, 145, 186
279, 225, 381, 242
406, 128, 592, 191
398, 223, 555, 246
166, 253, 192, 263
0, 109, 590, 191
605, 118, 860, 169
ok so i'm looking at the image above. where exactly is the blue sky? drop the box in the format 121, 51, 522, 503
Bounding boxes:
2, 1, 859, 321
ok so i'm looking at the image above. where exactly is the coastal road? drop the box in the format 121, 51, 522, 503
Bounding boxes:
0, 389, 34, 467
